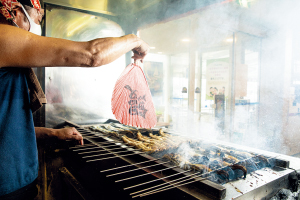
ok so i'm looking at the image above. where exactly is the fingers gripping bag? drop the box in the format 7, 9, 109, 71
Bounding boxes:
111, 63, 157, 128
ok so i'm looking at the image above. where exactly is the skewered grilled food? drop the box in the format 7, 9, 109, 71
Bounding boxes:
230, 151, 253, 159
149, 133, 163, 140
90, 125, 120, 138
160, 130, 187, 143
137, 132, 157, 144
113, 123, 138, 132
218, 152, 240, 163
122, 136, 153, 152
209, 160, 223, 169
104, 124, 134, 135
222, 161, 232, 166
159, 128, 170, 137
190, 164, 212, 173
89, 123, 262, 184
216, 170, 229, 181
163, 153, 190, 169
229, 164, 247, 179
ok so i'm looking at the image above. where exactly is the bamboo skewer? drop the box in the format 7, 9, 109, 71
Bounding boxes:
82, 150, 142, 159
100, 159, 159, 173
70, 140, 121, 149
107, 161, 171, 177
134, 178, 204, 198
70, 123, 281, 199
123, 169, 192, 190
85, 152, 145, 162
114, 166, 178, 183
130, 154, 277, 197
70, 143, 96, 149
78, 147, 135, 154
129, 170, 204, 196
73, 146, 103, 152
72, 143, 125, 152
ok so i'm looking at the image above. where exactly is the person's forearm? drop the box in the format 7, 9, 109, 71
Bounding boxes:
0, 25, 143, 68
35, 126, 83, 144
35, 127, 56, 139
30, 34, 142, 67
85, 34, 142, 67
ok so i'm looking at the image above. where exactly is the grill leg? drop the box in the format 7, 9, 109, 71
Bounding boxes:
59, 167, 95, 200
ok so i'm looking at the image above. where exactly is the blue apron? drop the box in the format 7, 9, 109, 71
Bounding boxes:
0, 68, 38, 196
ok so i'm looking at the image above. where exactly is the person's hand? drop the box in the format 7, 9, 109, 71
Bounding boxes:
54, 127, 84, 145
132, 38, 150, 63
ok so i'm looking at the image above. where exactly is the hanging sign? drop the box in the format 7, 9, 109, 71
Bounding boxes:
206, 58, 229, 100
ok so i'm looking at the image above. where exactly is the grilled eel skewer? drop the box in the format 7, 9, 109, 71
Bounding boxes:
163, 153, 191, 170
214, 145, 254, 160
122, 136, 153, 152
137, 132, 158, 144
163, 153, 212, 172
158, 129, 187, 144
95, 124, 248, 179
149, 133, 180, 148
163, 153, 247, 180
219, 153, 240, 164
136, 132, 169, 151
123, 135, 171, 153
93, 124, 246, 164
158, 129, 169, 137
90, 125, 120, 138
104, 124, 134, 135
191, 164, 212, 172
112, 123, 138, 132
230, 164, 247, 179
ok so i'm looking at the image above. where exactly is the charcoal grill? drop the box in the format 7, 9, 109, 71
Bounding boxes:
59, 120, 300, 200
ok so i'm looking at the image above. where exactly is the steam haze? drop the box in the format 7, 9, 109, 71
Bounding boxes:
140, 0, 300, 156
44, 0, 300, 156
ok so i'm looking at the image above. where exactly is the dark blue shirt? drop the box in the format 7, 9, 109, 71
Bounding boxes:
0, 68, 38, 196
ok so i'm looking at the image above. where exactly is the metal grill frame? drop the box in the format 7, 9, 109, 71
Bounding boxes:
61, 120, 294, 200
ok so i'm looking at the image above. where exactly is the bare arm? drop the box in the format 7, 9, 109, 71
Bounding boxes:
0, 24, 149, 68
35, 127, 84, 145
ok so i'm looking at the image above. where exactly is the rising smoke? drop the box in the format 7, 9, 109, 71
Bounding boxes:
45, 0, 300, 156
141, 0, 300, 156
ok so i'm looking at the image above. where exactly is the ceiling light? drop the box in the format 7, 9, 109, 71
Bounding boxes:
226, 38, 237, 42
238, 0, 250, 8
158, 52, 163, 54
150, 47, 156, 49
182, 38, 190, 42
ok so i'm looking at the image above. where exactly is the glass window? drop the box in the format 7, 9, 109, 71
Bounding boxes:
45, 7, 125, 127
232, 33, 261, 146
